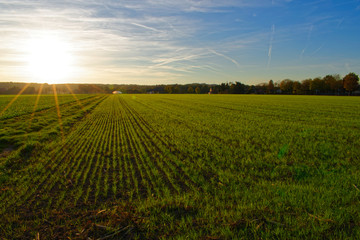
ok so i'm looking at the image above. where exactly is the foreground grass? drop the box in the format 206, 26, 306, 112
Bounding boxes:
0, 94, 359, 239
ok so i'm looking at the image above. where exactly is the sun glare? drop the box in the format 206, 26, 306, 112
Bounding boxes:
25, 34, 75, 84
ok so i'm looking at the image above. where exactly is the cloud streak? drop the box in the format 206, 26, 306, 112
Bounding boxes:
131, 22, 162, 33
299, 24, 313, 60
208, 48, 241, 69
267, 24, 275, 69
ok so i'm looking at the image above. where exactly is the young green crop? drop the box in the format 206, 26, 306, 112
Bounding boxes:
1, 94, 360, 239
0, 94, 94, 120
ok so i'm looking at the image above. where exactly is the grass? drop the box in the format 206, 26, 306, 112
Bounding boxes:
0, 94, 360, 239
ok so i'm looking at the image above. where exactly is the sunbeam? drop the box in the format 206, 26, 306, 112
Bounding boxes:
65, 84, 84, 110
52, 84, 65, 142
28, 83, 44, 132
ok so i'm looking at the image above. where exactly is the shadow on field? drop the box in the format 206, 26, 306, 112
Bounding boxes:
160, 204, 198, 220
2, 202, 146, 240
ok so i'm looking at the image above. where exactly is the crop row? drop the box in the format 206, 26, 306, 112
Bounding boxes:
0, 93, 95, 120
1, 95, 205, 212
0, 94, 108, 207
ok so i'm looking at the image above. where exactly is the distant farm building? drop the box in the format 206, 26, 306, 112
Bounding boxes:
112, 91, 122, 94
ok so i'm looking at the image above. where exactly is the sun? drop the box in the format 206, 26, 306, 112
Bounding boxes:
25, 34, 75, 84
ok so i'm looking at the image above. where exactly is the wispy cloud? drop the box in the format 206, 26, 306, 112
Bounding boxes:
207, 48, 241, 68
267, 24, 275, 69
311, 44, 324, 55
299, 24, 313, 60
131, 22, 162, 33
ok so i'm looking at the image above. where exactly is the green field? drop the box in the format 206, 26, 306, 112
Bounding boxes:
1, 94, 360, 239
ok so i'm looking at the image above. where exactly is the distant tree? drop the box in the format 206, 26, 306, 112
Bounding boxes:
323, 75, 337, 93
195, 86, 201, 94
212, 85, 220, 94
228, 82, 244, 94
23, 87, 36, 94
102, 85, 112, 94
310, 77, 324, 94
255, 83, 267, 94
165, 85, 173, 94
301, 79, 312, 94
329, 74, 343, 94
43, 84, 52, 94
335, 80, 344, 95
343, 72, 359, 95
173, 85, 180, 94
219, 83, 229, 94
280, 79, 293, 94
246, 85, 256, 94
267, 80, 274, 93
200, 85, 210, 94
292, 81, 301, 94
6, 86, 21, 94
187, 86, 194, 93
151, 85, 166, 93
229, 82, 235, 94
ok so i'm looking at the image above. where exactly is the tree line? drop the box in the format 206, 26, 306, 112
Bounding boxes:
0, 72, 358, 95
263, 72, 359, 96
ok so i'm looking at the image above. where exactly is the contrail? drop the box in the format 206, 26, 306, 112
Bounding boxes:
267, 24, 275, 69
300, 49, 305, 60
311, 44, 324, 55
131, 22, 162, 32
300, 25, 313, 60
208, 48, 241, 68
151, 54, 201, 68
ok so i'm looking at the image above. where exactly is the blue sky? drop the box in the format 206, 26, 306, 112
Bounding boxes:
0, 0, 360, 85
